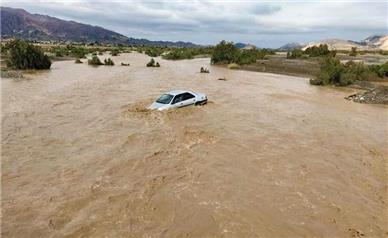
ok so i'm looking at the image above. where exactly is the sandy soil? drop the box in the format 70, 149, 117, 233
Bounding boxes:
2, 53, 387, 237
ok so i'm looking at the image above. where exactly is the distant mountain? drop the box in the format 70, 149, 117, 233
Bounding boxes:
234, 42, 247, 49
278, 42, 305, 51
0, 7, 200, 47
127, 37, 199, 48
301, 35, 388, 51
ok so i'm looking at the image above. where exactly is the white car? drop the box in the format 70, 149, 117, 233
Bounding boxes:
148, 90, 207, 111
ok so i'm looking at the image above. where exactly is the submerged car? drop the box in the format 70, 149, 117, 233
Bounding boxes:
148, 90, 207, 111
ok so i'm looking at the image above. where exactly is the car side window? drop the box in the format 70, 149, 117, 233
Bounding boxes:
182, 93, 195, 100
172, 94, 183, 104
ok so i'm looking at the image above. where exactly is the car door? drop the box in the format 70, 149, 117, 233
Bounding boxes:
171, 94, 184, 108
181, 93, 196, 107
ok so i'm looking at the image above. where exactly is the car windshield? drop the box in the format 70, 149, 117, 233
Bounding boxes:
156, 94, 174, 104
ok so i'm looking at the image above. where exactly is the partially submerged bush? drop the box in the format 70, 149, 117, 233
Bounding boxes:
121, 62, 130, 66
146, 58, 156, 67
200, 67, 210, 73
6, 39, 52, 70
104, 58, 115, 66
146, 58, 160, 67
88, 56, 103, 66
75, 58, 83, 64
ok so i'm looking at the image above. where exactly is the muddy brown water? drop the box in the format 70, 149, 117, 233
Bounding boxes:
2, 53, 387, 237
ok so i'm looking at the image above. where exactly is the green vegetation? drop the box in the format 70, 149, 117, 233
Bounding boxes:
163, 49, 194, 60
162, 47, 213, 60
104, 58, 115, 66
304, 44, 334, 57
286, 44, 335, 59
50, 45, 103, 58
146, 58, 160, 67
286, 49, 304, 59
349, 47, 358, 56
310, 56, 372, 86
5, 39, 51, 70
88, 56, 103, 66
145, 47, 164, 57
211, 41, 273, 65
75, 58, 82, 64
121, 63, 130, 66
110, 48, 120, 56
368, 62, 388, 77
211, 41, 239, 64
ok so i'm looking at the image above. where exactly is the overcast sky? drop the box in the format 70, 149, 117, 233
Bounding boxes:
2, 0, 387, 47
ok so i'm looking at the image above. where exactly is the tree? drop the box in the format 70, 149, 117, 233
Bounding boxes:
6, 39, 51, 70
211, 41, 239, 64
304, 44, 332, 57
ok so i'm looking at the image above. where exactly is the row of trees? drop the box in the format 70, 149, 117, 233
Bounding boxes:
287, 44, 335, 59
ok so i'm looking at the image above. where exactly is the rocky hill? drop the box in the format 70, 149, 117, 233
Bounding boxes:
0, 7, 199, 47
301, 35, 388, 51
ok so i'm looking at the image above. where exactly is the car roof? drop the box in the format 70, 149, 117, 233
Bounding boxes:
166, 90, 193, 96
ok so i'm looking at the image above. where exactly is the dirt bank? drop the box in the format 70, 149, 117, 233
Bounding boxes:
2, 53, 387, 237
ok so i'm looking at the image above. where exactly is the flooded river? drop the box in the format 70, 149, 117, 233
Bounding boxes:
2, 53, 387, 237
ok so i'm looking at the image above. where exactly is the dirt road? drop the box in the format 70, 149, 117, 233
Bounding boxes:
2, 53, 387, 237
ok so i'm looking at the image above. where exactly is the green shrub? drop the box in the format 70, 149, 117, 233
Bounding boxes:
368, 62, 388, 77
304, 44, 332, 57
75, 58, 82, 64
236, 49, 257, 65
311, 57, 371, 86
110, 49, 120, 56
163, 49, 193, 60
286, 49, 304, 59
55, 50, 64, 57
211, 41, 239, 64
155, 62, 160, 67
145, 47, 164, 57
6, 39, 51, 70
341, 61, 369, 85
104, 58, 114, 66
312, 56, 344, 85
88, 56, 103, 66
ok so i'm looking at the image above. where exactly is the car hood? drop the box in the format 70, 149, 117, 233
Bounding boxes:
148, 102, 169, 110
